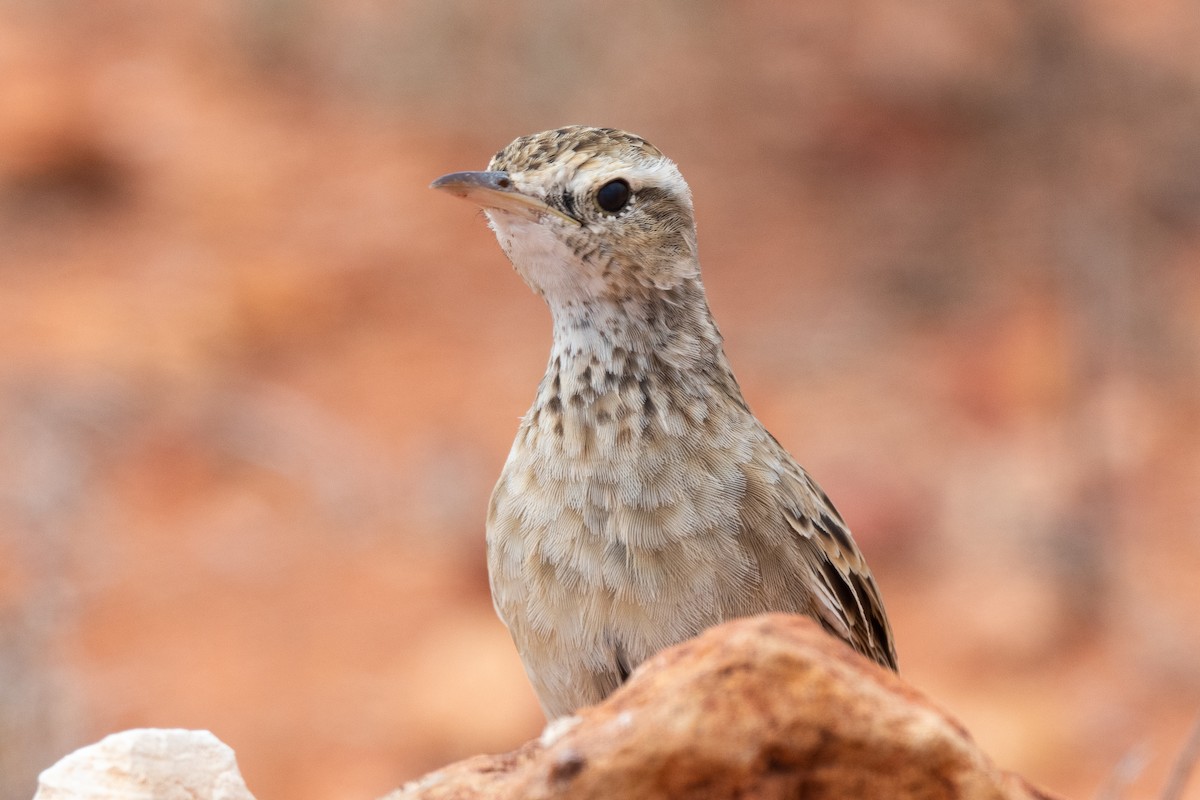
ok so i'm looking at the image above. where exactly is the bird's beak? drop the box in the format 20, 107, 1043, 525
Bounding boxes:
430, 171, 580, 225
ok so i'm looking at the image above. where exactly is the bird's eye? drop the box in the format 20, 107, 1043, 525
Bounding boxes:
595, 179, 631, 213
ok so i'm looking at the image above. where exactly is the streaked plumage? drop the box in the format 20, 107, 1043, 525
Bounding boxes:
433, 126, 896, 718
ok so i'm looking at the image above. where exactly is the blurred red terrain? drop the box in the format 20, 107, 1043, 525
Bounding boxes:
1, 3, 1199, 800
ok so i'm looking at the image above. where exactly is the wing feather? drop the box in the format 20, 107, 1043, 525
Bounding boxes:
777, 460, 899, 670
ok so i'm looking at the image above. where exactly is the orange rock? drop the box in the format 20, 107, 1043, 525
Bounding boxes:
388, 614, 1061, 800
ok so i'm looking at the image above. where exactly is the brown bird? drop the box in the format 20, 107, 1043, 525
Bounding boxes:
432, 126, 897, 719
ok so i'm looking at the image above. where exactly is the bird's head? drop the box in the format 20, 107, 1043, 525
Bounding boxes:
432, 126, 700, 311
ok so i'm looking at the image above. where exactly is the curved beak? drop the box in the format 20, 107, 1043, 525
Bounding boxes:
430, 171, 579, 225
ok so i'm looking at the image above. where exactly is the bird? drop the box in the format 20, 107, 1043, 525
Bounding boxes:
431, 126, 897, 719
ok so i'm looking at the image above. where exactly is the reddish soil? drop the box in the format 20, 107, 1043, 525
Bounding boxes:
2, 4, 1198, 800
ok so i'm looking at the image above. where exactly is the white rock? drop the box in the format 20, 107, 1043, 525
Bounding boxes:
33, 729, 255, 800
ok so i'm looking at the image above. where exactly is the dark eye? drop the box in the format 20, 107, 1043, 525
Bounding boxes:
595, 179, 631, 213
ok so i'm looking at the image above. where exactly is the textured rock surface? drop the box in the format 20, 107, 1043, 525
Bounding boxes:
29, 618, 1062, 800
386, 615, 1061, 800
33, 728, 255, 800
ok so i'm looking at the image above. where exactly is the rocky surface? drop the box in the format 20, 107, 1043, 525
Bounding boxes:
31, 617, 1063, 800
387, 614, 1058, 800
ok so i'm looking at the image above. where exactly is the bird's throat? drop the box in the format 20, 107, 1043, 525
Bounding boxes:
533, 280, 746, 446
546, 279, 721, 367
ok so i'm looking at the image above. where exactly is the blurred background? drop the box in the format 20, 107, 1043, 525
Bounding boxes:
2, 1, 1199, 798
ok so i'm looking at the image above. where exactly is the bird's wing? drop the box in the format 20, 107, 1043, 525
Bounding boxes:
776, 462, 899, 671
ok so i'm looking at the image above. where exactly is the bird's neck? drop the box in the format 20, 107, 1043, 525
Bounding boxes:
537, 278, 747, 413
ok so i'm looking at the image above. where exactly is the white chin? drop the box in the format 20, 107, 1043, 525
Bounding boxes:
488, 212, 608, 304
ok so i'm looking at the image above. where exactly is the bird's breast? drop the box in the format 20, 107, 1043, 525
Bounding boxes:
487, 361, 765, 586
